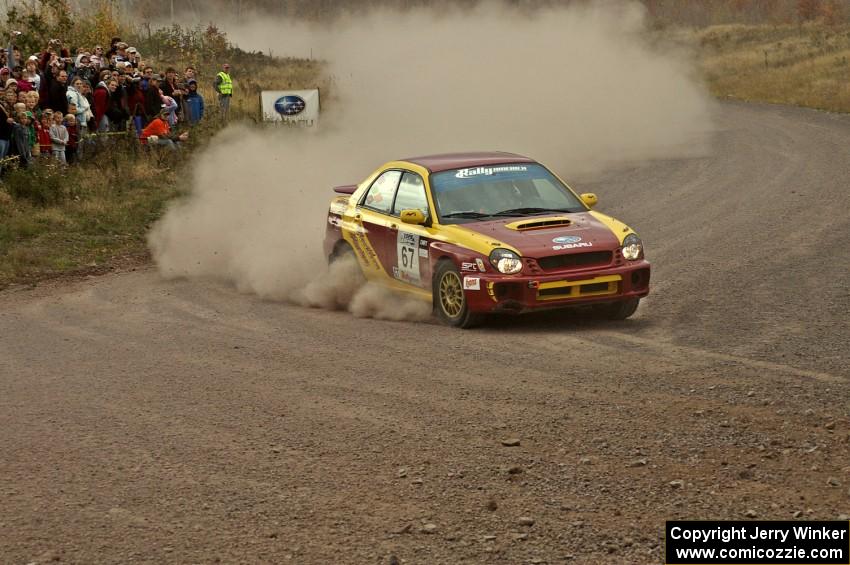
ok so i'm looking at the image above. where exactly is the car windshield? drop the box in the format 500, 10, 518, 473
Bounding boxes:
430, 163, 585, 223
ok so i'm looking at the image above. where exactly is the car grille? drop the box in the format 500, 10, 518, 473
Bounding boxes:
537, 251, 612, 271
536, 275, 621, 301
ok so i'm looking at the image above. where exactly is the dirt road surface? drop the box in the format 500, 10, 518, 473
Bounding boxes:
2, 102, 849, 564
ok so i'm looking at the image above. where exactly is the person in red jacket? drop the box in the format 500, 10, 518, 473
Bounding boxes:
140, 107, 188, 150
93, 78, 117, 132
36, 111, 52, 155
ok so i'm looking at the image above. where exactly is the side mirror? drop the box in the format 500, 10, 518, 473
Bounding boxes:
400, 209, 427, 225
581, 193, 598, 209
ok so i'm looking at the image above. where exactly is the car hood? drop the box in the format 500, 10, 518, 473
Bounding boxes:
453, 212, 622, 257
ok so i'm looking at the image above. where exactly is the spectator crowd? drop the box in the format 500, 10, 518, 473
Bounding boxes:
0, 32, 233, 174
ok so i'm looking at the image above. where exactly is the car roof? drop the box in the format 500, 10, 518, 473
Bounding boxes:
401, 152, 536, 173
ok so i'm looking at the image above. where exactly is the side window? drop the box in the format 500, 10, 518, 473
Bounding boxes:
362, 170, 402, 214
393, 172, 429, 215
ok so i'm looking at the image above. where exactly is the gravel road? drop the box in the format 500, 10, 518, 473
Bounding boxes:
1, 102, 849, 564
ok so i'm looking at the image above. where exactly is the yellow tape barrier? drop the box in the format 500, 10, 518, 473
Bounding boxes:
85, 131, 131, 138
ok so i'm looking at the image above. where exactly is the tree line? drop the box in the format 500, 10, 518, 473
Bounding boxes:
120, 0, 848, 26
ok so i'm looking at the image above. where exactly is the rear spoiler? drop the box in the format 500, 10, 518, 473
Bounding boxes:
333, 184, 357, 195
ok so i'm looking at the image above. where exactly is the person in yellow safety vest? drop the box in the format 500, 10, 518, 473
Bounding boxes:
213, 63, 232, 121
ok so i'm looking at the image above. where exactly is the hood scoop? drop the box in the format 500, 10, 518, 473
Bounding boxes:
505, 216, 572, 231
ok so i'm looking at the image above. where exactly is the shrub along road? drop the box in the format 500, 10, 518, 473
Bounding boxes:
1, 101, 848, 564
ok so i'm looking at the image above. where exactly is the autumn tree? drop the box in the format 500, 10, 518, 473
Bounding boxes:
797, 0, 822, 21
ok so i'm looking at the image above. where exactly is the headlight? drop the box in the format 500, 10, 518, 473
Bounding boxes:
489, 248, 523, 274
622, 233, 643, 261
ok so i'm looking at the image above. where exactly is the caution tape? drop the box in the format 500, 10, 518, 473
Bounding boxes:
83, 131, 132, 139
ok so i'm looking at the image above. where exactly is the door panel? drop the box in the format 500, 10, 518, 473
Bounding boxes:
349, 170, 403, 281
358, 208, 398, 281
386, 172, 433, 290
341, 208, 385, 279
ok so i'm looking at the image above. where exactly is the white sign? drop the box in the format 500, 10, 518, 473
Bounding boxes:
260, 89, 320, 125
396, 231, 421, 284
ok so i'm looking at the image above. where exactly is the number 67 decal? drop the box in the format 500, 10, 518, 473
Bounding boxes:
396, 231, 421, 284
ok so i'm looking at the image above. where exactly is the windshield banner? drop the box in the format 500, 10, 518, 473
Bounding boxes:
260, 89, 320, 125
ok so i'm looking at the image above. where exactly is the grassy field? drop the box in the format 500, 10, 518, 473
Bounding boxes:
0, 143, 179, 287
689, 23, 850, 111
2, 22, 849, 289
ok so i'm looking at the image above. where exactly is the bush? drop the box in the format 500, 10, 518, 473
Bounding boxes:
4, 159, 79, 206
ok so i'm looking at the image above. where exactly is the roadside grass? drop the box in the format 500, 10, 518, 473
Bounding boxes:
681, 23, 850, 112
0, 153, 179, 288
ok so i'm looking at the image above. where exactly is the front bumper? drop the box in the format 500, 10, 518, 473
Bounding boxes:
462, 260, 650, 314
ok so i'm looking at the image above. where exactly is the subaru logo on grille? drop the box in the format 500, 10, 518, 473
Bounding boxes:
553, 235, 582, 244
274, 95, 306, 116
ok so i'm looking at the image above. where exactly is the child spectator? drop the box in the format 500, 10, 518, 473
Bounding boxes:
25, 90, 40, 119
183, 79, 204, 125
11, 110, 33, 167
64, 114, 78, 164
36, 111, 52, 155
49, 110, 68, 163
25, 110, 36, 155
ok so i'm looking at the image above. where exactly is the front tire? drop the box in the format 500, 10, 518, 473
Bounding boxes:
433, 261, 481, 328
595, 297, 640, 320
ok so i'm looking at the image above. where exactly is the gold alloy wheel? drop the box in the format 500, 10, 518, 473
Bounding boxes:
439, 271, 465, 318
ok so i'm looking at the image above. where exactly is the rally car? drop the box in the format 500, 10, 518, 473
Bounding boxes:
323, 152, 650, 328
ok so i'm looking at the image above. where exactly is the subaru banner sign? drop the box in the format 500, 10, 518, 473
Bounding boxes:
260, 89, 320, 125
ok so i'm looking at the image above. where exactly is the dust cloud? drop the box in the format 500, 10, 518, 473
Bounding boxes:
148, 1, 714, 320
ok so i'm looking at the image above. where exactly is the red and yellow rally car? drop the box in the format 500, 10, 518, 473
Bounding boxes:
324, 152, 650, 328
